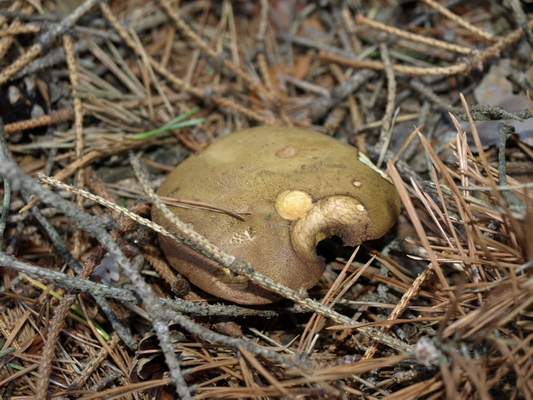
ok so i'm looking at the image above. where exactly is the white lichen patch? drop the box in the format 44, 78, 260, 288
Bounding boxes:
229, 228, 256, 245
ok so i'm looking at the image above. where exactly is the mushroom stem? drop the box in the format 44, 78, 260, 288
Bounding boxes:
290, 196, 370, 262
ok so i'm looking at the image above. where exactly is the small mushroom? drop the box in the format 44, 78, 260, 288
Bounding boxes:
152, 126, 401, 304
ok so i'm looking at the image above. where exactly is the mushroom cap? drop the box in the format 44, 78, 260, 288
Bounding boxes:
152, 126, 401, 304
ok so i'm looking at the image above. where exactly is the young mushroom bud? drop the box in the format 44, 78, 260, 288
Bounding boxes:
152, 126, 401, 305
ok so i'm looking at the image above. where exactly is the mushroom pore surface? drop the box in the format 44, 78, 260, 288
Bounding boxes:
152, 126, 401, 304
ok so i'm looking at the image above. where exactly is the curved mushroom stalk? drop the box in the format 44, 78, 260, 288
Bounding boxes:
290, 196, 370, 263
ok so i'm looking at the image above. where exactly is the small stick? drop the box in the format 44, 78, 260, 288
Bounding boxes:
160, 196, 250, 221
3, 109, 74, 136
254, 0, 276, 102
19, 149, 102, 213
363, 256, 434, 360
0, 134, 11, 250
508, 0, 533, 47
69, 342, 121, 391
319, 50, 466, 76
34, 242, 97, 398
410, 79, 461, 113
328, 63, 363, 131
341, 7, 362, 54
210, 96, 279, 126
497, 123, 524, 214
257, 0, 269, 45
320, 18, 533, 77
377, 39, 397, 168
420, 0, 494, 42
0, 252, 290, 318
356, 14, 473, 54
256, 53, 276, 102
0, 44, 42, 86
308, 69, 375, 122
356, 113, 419, 132
0, 24, 40, 36
0, 1, 21, 26
64, 34, 86, 259
0, 3, 29, 60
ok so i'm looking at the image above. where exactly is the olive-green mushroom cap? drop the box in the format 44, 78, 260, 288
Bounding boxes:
152, 126, 401, 304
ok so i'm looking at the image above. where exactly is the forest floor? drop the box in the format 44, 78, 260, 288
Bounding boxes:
1, 0, 533, 398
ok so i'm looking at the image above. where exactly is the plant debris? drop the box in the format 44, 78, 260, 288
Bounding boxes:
1, 0, 533, 398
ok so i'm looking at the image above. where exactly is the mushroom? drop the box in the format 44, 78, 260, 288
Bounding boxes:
152, 126, 401, 304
